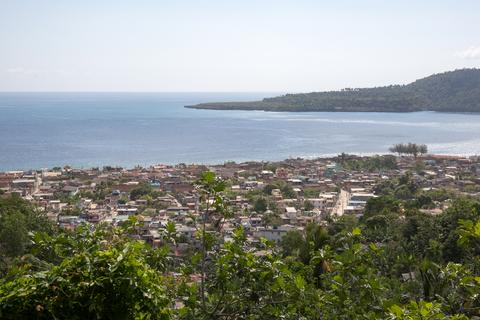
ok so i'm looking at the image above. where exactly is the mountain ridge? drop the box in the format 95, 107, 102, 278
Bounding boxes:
185, 69, 480, 112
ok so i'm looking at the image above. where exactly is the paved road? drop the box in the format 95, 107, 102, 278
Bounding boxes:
333, 189, 350, 216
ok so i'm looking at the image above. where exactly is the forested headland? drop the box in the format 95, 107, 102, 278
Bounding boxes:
187, 69, 480, 113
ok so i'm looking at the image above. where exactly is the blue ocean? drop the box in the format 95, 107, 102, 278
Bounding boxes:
1, 92, 479, 171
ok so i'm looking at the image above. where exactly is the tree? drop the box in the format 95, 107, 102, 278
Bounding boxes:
280, 230, 304, 257
129, 183, 153, 200
437, 198, 480, 262
414, 160, 426, 173
389, 143, 428, 158
281, 184, 296, 199
262, 210, 282, 227
280, 223, 329, 265
394, 185, 414, 200
0, 222, 173, 319
304, 200, 314, 211
263, 184, 277, 195
0, 196, 55, 261
253, 197, 268, 213
193, 171, 229, 313
409, 143, 428, 159
362, 196, 402, 242
418, 144, 428, 157
364, 195, 401, 218
389, 143, 406, 156
0, 212, 27, 257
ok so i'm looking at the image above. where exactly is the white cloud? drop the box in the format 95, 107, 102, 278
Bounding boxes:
455, 46, 480, 59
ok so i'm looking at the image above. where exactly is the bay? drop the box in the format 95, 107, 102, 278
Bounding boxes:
0, 92, 479, 171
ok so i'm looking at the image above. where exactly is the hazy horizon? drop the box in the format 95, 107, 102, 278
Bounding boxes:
0, 68, 477, 94
1, 1, 480, 92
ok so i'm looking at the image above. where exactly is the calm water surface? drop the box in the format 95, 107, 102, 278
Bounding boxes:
1, 92, 479, 170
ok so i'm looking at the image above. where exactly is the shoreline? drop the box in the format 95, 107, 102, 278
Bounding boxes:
1, 152, 477, 173
186, 105, 480, 115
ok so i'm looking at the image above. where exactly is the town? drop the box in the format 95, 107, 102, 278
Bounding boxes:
2, 153, 479, 251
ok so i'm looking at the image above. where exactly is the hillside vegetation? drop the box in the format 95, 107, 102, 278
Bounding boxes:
186, 69, 480, 112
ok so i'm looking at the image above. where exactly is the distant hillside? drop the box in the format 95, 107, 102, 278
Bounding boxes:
186, 69, 480, 112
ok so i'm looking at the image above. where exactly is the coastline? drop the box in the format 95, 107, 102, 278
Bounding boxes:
2, 153, 477, 173
185, 105, 480, 114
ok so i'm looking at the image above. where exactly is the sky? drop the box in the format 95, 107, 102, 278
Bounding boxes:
0, 0, 479, 92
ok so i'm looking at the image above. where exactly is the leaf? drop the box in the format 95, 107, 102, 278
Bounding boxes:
352, 227, 361, 236
201, 171, 216, 184
294, 275, 306, 290
166, 221, 176, 234
333, 275, 343, 283
474, 220, 480, 237
389, 304, 403, 317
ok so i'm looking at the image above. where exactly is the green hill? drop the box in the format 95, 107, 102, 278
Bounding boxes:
186, 69, 480, 112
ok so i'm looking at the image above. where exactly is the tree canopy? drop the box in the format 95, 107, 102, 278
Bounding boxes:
389, 143, 428, 158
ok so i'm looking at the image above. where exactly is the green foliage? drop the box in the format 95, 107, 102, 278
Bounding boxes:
314, 230, 398, 318
402, 211, 442, 261
263, 183, 277, 196
117, 196, 128, 205
281, 184, 296, 199
0, 223, 173, 320
179, 227, 321, 319
80, 181, 113, 203
280, 230, 304, 257
388, 301, 469, 319
374, 172, 418, 197
457, 219, 480, 254
303, 188, 320, 198
413, 160, 426, 173
389, 143, 428, 158
253, 197, 268, 213
130, 183, 153, 201
59, 207, 82, 216
262, 210, 283, 227
304, 200, 314, 211
0, 212, 27, 257
281, 224, 329, 266
128, 183, 166, 203
438, 199, 480, 262
0, 196, 55, 264
340, 155, 398, 172
261, 181, 297, 199
364, 195, 401, 218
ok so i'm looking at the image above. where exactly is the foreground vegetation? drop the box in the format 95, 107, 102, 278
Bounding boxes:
187, 69, 480, 113
1, 171, 480, 319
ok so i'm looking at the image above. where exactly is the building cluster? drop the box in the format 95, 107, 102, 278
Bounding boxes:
1, 154, 479, 250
